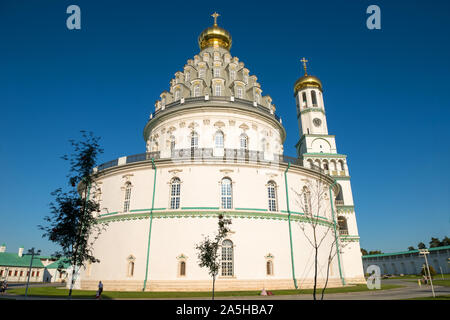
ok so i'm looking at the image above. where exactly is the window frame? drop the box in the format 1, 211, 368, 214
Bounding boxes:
170, 177, 181, 210
221, 178, 233, 209
221, 239, 234, 277
267, 181, 278, 212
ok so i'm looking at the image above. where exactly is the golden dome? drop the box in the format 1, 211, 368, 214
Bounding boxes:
294, 57, 322, 94
294, 75, 323, 94
198, 12, 232, 51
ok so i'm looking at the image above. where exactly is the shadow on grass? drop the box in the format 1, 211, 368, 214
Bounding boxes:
6, 283, 404, 299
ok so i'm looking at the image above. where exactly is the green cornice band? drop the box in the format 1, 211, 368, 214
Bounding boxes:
96, 210, 335, 227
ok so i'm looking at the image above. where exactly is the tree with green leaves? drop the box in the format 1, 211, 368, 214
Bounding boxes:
408, 246, 415, 251
429, 237, 442, 248
361, 248, 368, 256
418, 242, 426, 249
195, 214, 232, 300
421, 264, 436, 278
39, 131, 107, 298
368, 250, 382, 255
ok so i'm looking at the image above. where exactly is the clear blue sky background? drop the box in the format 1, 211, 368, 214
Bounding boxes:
0, 0, 449, 256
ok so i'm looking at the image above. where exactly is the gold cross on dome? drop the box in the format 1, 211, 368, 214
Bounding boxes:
300, 57, 308, 75
211, 12, 220, 26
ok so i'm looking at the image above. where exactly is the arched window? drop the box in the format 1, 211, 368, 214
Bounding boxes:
123, 182, 132, 212
185, 72, 190, 82
180, 261, 186, 276
267, 181, 277, 211
221, 240, 233, 276
170, 178, 181, 209
335, 184, 344, 203
221, 178, 232, 209
240, 134, 248, 150
190, 132, 198, 149
214, 68, 220, 77
129, 261, 135, 277
215, 131, 224, 148
266, 261, 273, 276
199, 68, 205, 78
311, 90, 318, 106
339, 160, 345, 172
261, 138, 267, 153
170, 135, 176, 153
175, 89, 180, 101
338, 216, 348, 235
193, 85, 200, 97
215, 84, 221, 96
302, 92, 307, 107
127, 255, 135, 277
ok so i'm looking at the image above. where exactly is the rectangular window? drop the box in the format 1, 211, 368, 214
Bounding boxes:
214, 68, 220, 77
230, 70, 235, 81
237, 86, 243, 99
199, 68, 205, 78
215, 84, 221, 96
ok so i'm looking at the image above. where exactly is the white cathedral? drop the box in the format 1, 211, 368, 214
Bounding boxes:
76, 14, 366, 291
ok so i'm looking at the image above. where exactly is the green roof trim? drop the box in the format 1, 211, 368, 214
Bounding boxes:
46, 258, 71, 269
362, 245, 450, 259
0, 253, 45, 268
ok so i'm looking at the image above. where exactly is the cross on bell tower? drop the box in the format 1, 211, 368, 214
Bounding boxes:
211, 12, 220, 26
300, 57, 308, 76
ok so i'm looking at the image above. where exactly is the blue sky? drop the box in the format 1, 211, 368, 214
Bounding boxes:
0, 0, 449, 256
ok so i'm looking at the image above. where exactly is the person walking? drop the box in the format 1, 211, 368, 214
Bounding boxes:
0, 280, 5, 295
97, 281, 103, 300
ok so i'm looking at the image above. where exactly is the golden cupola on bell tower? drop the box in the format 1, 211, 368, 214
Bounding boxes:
198, 12, 232, 51
294, 57, 330, 153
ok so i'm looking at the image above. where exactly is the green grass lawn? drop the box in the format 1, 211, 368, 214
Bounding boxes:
389, 274, 450, 280
404, 279, 450, 287
5, 283, 404, 299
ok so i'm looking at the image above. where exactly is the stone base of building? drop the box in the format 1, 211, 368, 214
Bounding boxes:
80, 277, 366, 292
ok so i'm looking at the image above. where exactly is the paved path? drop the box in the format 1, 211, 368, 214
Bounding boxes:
147, 280, 449, 300
2, 280, 448, 300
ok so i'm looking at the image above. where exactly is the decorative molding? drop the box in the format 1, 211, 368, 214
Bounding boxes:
96, 209, 335, 227
300, 108, 326, 115
336, 205, 355, 214
303, 153, 347, 158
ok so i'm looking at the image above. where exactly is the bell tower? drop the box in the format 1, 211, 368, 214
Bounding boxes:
294, 58, 336, 156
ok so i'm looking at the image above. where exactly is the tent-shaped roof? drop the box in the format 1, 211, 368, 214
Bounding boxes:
0, 253, 45, 268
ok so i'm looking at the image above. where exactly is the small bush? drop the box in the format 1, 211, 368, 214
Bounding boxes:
421, 265, 437, 278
